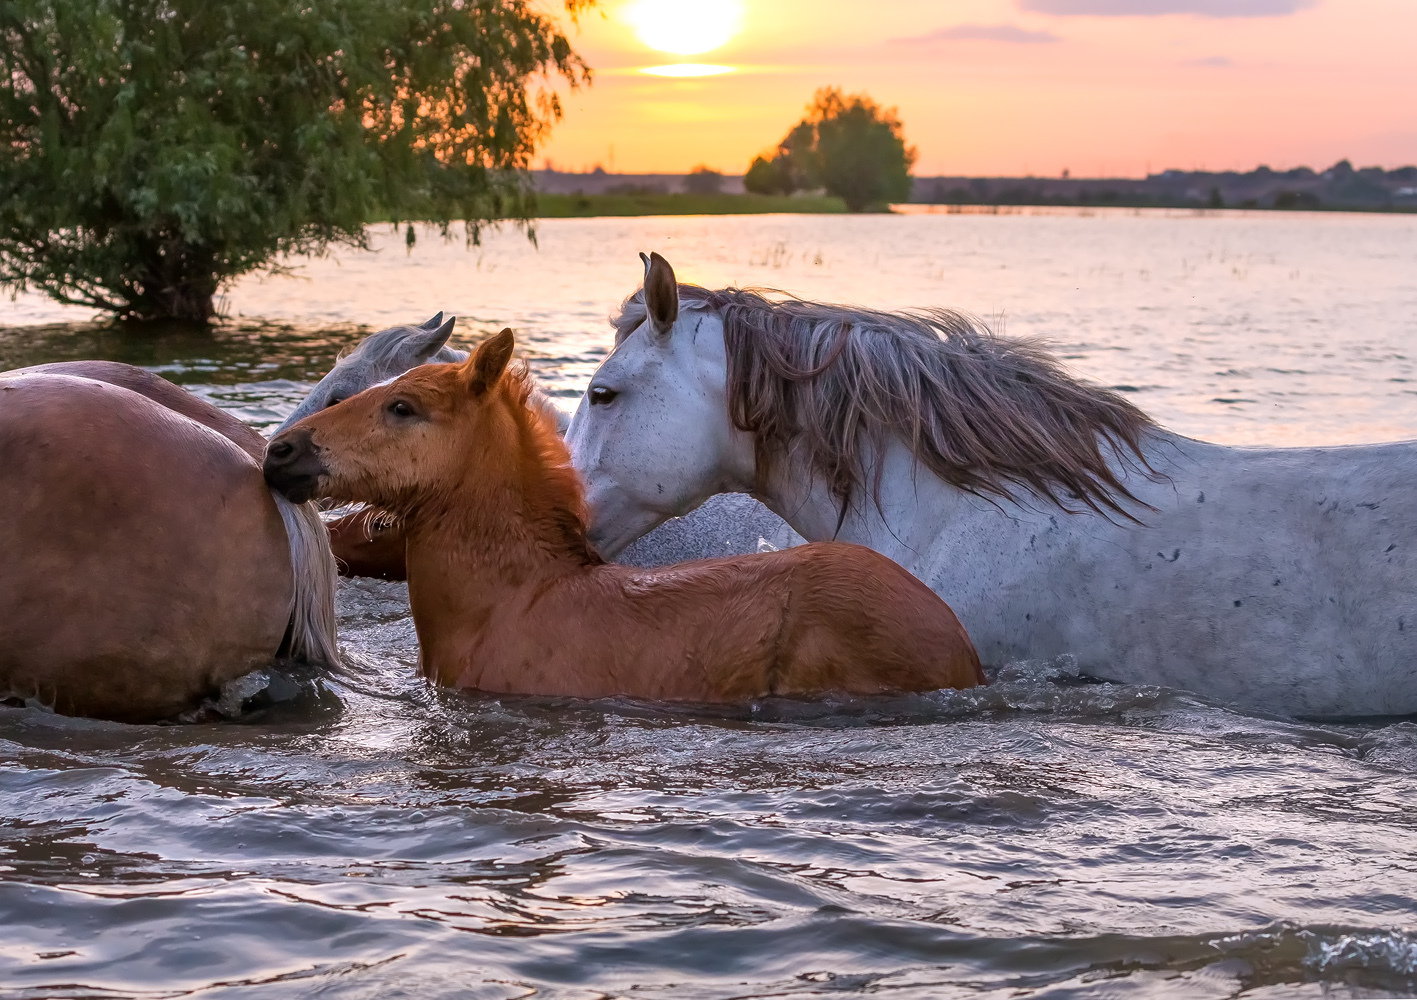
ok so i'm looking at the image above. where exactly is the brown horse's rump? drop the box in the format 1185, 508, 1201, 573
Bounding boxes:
0, 372, 294, 721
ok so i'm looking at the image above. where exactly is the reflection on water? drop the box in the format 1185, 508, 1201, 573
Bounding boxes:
1, 211, 1416, 997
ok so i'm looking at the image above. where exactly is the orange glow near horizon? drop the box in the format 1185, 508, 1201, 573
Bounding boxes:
538, 0, 1416, 178
640, 63, 736, 77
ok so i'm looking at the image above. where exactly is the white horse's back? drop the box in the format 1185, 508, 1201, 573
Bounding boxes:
922, 433, 1417, 717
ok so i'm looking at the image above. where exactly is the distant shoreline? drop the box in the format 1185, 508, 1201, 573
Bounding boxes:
534, 192, 849, 217
530, 164, 1417, 217
527, 192, 1411, 218
527, 194, 1415, 219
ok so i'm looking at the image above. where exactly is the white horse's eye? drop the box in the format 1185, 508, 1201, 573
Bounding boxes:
589, 386, 619, 406
324, 396, 343, 408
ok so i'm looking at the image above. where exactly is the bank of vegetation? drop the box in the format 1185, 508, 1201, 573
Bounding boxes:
535, 192, 847, 217
913, 162, 1417, 213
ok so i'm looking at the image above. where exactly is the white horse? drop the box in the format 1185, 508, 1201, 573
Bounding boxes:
566, 252, 1417, 719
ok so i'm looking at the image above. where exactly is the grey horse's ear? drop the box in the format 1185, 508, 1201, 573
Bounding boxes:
420, 311, 444, 331
397, 315, 457, 368
642, 251, 679, 338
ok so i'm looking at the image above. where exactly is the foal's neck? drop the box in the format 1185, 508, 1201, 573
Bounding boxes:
401, 397, 599, 683
405, 395, 598, 611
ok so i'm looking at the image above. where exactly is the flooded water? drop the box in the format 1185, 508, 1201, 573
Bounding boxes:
2, 209, 1417, 997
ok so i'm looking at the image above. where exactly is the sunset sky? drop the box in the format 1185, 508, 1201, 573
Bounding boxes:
538, 0, 1417, 177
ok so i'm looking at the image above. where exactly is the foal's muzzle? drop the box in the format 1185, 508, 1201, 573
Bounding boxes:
263, 429, 328, 504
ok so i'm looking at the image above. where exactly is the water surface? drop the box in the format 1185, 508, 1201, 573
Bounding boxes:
2, 210, 1416, 997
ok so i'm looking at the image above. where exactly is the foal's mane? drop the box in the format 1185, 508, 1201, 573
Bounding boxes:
613, 285, 1158, 520
497, 364, 604, 566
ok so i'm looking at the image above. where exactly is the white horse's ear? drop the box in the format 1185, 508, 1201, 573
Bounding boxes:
400, 315, 456, 367
642, 251, 679, 338
420, 311, 444, 330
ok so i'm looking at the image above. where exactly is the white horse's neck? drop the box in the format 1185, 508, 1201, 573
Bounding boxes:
753, 425, 1189, 570
752, 434, 997, 561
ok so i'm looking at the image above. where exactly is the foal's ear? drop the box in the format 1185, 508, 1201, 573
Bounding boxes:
467, 328, 516, 395
397, 315, 457, 368
639, 251, 679, 338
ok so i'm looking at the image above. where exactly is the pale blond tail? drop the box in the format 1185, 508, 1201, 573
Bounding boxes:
273, 494, 340, 666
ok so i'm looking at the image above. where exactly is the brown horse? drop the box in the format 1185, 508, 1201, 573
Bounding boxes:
0, 361, 338, 722
264, 329, 983, 701
326, 506, 408, 580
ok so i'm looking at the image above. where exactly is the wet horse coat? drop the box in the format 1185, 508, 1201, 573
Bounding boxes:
265, 330, 982, 701
0, 362, 338, 722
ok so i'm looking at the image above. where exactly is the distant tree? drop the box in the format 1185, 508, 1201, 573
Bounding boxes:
744, 121, 814, 196
683, 166, 723, 195
0, 0, 591, 323
743, 157, 781, 196
744, 88, 915, 211
809, 88, 916, 211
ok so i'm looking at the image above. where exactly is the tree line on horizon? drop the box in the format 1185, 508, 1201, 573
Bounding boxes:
916, 159, 1417, 212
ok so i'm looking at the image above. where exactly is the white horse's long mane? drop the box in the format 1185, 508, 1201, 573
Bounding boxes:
613, 284, 1158, 519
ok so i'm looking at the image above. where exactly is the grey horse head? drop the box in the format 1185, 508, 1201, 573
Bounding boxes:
277, 313, 464, 433
277, 312, 570, 434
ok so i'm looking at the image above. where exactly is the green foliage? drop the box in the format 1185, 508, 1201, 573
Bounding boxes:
744, 88, 915, 211
743, 156, 779, 196
0, 0, 591, 321
742, 121, 813, 196
682, 165, 723, 195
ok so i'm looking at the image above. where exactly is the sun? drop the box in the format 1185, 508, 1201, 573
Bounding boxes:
623, 0, 743, 57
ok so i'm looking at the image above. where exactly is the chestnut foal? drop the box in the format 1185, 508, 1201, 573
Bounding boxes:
265, 330, 983, 701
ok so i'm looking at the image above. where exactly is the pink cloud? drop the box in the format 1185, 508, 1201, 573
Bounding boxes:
1020, 0, 1314, 15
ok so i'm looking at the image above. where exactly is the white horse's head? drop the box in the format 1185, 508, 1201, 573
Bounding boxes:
567, 253, 754, 558
571, 252, 1159, 559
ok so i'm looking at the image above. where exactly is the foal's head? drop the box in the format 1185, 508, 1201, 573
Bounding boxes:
264, 328, 534, 515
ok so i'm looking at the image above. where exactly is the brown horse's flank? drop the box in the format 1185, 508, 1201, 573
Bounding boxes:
0, 368, 303, 720
266, 329, 984, 701
16, 361, 339, 667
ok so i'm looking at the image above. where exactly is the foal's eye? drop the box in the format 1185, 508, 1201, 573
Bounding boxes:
589, 386, 619, 406
388, 400, 416, 418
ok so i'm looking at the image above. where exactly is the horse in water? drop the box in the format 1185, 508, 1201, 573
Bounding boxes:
566, 252, 1417, 720
264, 329, 982, 701
292, 314, 799, 580
0, 361, 339, 722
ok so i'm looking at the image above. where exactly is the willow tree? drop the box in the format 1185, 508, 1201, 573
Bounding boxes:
0, 0, 590, 322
